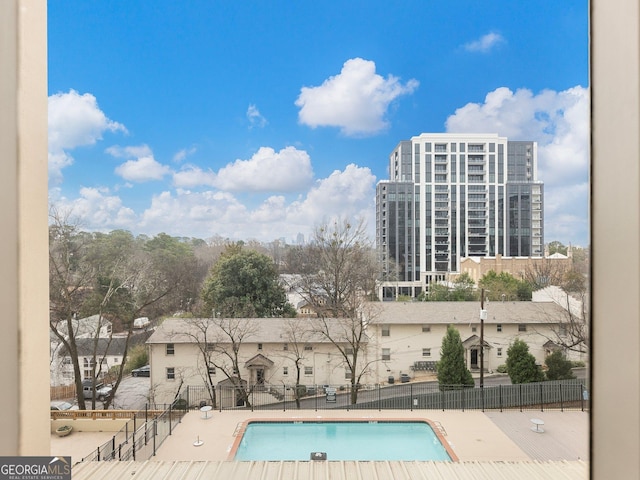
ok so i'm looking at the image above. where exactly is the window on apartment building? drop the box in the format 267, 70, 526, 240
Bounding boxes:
423, 348, 431, 357
497, 348, 503, 357
166, 343, 175, 355
83, 357, 95, 380
208, 364, 216, 375
304, 344, 313, 351
166, 367, 175, 380
382, 348, 391, 361
518, 324, 527, 332
472, 326, 477, 333
304, 366, 313, 376
283, 343, 288, 351
559, 324, 567, 336
422, 325, 431, 332
382, 325, 390, 337
206, 343, 214, 352
283, 366, 288, 376
496, 324, 502, 332
345, 347, 354, 355
345, 368, 352, 379
257, 343, 263, 350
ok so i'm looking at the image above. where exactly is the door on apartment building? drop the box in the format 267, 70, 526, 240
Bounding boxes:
470, 349, 479, 369
256, 368, 265, 385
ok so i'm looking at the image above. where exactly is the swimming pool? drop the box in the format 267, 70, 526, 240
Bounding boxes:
231, 420, 455, 461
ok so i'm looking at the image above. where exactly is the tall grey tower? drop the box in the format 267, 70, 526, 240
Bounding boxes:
376, 133, 543, 299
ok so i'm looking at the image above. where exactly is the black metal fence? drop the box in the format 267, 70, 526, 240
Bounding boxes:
178, 378, 589, 412
80, 405, 187, 462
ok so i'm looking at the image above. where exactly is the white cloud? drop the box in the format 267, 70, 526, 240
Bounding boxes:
173, 146, 197, 163
295, 58, 419, 136
286, 164, 377, 227
463, 32, 505, 53
446, 85, 590, 244
107, 144, 172, 182
115, 156, 172, 182
48, 89, 126, 183
173, 166, 217, 188
50, 187, 137, 232
53, 163, 377, 243
49, 90, 127, 152
214, 146, 314, 192
247, 104, 267, 128
106, 144, 153, 159
172, 146, 314, 192
48, 151, 74, 185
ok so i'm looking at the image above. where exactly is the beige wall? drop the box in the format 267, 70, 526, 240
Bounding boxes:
458, 255, 572, 283
370, 322, 572, 381
0, 0, 50, 456
149, 341, 371, 405
149, 320, 568, 404
591, 1, 640, 478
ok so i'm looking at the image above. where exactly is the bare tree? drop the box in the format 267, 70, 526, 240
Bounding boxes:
49, 210, 197, 409
314, 308, 381, 404
176, 317, 219, 408
279, 318, 315, 408
535, 270, 589, 356
202, 316, 260, 409
49, 210, 99, 410
556, 270, 590, 355
523, 257, 568, 290
295, 218, 382, 403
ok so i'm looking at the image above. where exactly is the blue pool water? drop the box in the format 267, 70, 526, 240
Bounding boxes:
233, 421, 452, 461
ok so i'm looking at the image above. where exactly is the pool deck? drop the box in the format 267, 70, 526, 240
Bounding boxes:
143, 408, 588, 463
58, 409, 589, 479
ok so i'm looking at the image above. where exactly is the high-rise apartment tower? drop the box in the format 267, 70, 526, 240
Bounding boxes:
376, 133, 543, 298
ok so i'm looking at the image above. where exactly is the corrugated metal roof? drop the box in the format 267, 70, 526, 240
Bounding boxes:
71, 460, 588, 480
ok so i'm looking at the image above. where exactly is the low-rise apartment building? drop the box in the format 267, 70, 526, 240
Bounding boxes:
147, 300, 582, 405
365, 300, 583, 382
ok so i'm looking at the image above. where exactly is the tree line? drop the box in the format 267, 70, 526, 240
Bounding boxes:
49, 208, 587, 408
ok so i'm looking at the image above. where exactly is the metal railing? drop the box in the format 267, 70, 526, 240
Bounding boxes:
80, 404, 187, 462
178, 378, 588, 413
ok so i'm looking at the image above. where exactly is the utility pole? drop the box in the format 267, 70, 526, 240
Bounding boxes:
480, 288, 487, 388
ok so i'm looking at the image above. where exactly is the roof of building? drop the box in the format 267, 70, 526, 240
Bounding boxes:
369, 300, 568, 325
148, 302, 569, 346
147, 317, 367, 345
61, 331, 153, 357
50, 314, 112, 341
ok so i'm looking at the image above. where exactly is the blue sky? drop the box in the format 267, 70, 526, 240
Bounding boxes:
48, 1, 589, 246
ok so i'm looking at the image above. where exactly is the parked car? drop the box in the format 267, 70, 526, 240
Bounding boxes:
82, 379, 113, 401
131, 365, 150, 377
133, 317, 150, 329
50, 401, 78, 411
